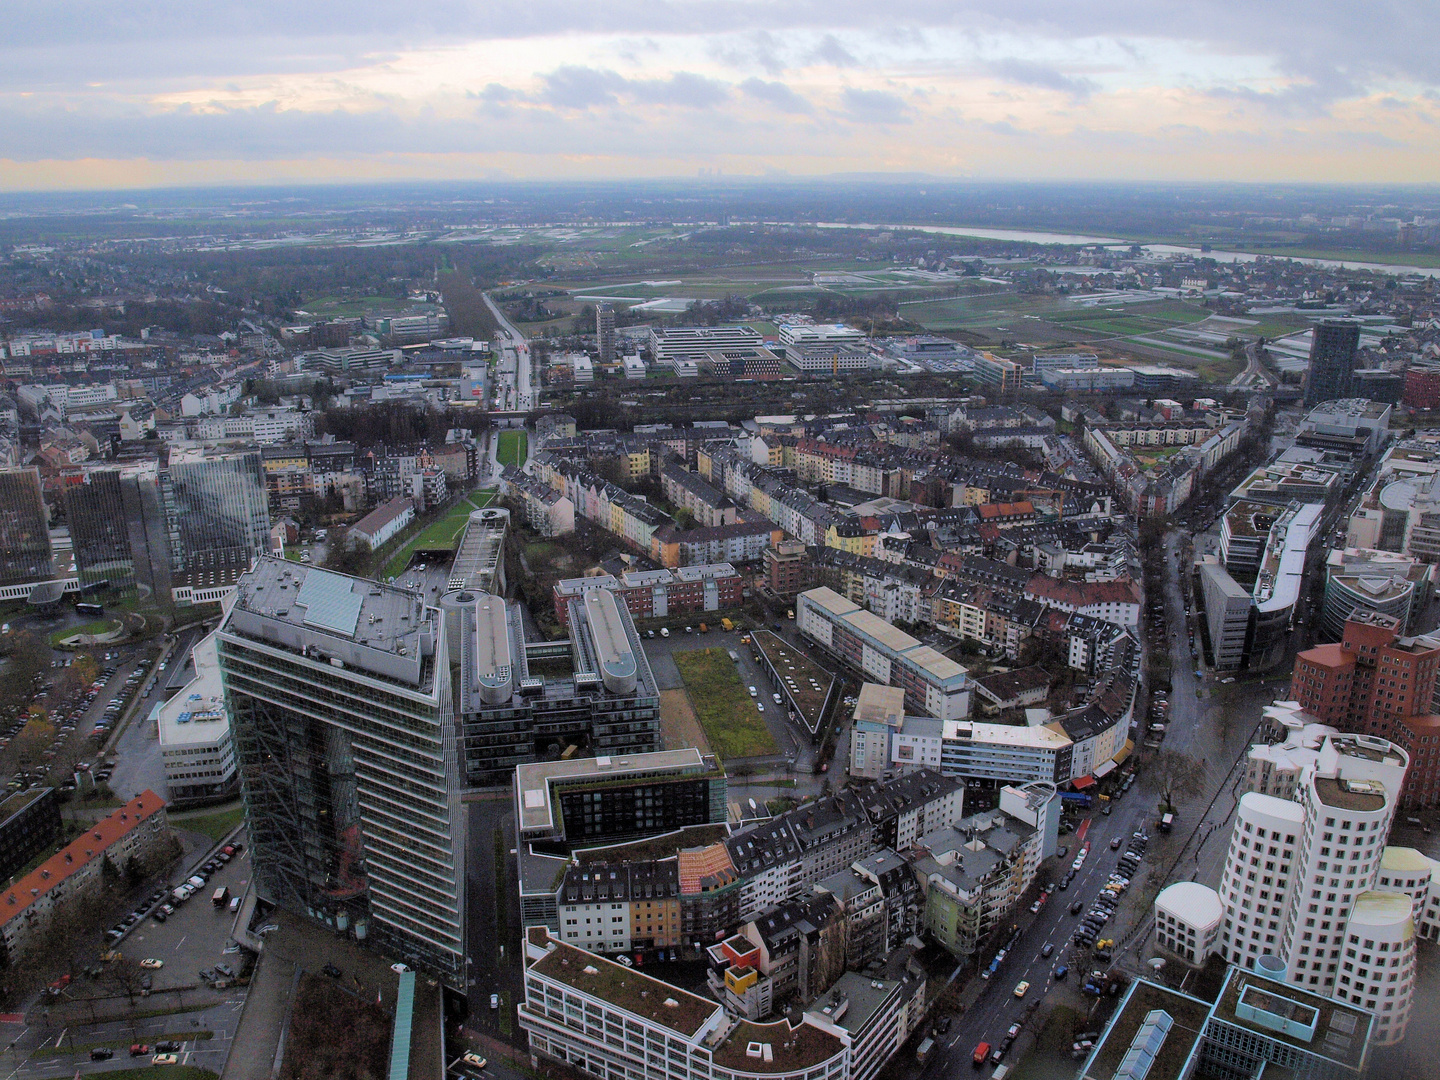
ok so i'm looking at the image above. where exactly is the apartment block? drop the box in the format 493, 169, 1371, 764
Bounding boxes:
552, 563, 744, 626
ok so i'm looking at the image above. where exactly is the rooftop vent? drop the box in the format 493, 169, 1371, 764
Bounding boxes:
582, 965, 598, 975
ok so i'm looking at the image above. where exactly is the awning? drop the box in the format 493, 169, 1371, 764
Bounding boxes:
1072, 774, 1097, 790
1094, 759, 1118, 779
1111, 739, 1135, 766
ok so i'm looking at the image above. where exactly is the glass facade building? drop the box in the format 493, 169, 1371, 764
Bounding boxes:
216, 558, 467, 990
0, 467, 53, 588
162, 450, 271, 593
65, 450, 269, 604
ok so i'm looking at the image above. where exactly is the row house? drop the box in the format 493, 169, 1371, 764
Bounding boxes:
653, 521, 780, 569
661, 459, 740, 528
552, 563, 745, 624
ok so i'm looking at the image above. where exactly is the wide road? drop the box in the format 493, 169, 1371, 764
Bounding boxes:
483, 293, 534, 413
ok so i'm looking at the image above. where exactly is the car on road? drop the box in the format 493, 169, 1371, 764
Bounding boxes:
1041, 943, 1054, 957
155, 1041, 182, 1052
1013, 981, 1030, 998
490, 993, 500, 1009
1007, 1023, 1022, 1039
1070, 900, 1084, 915
615, 954, 633, 967
659, 628, 670, 638
756, 703, 764, 712
153, 1053, 180, 1065
463, 1052, 488, 1068
140, 958, 163, 969
90, 1048, 115, 1060
130, 1044, 152, 1056
748, 686, 758, 697
1054, 964, 1068, 979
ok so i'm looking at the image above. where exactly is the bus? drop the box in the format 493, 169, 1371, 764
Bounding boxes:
75, 602, 103, 617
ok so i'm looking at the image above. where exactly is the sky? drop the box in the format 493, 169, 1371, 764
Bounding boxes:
2, 1, 1438, 190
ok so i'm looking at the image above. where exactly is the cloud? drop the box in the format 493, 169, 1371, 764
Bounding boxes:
739, 78, 814, 114
809, 34, 858, 68
986, 58, 1097, 99
538, 66, 629, 109
535, 66, 727, 110
630, 72, 729, 108
839, 87, 909, 124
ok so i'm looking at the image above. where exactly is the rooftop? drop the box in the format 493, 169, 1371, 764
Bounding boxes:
448, 508, 509, 593
516, 749, 709, 834
1, 792, 166, 928
526, 929, 718, 1037
1081, 980, 1211, 1080
707, 1016, 847, 1075
156, 632, 229, 748
1213, 966, 1371, 1071
225, 558, 434, 689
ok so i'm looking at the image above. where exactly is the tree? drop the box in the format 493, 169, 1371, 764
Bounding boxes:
1152, 749, 1207, 813
322, 534, 372, 577
106, 955, 145, 1005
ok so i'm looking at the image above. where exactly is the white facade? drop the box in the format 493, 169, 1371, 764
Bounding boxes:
1339, 892, 1415, 1045
559, 899, 632, 953
155, 633, 237, 805
1154, 881, 1224, 965
1217, 793, 1306, 968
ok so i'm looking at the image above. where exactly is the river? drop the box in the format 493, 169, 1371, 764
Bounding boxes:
813, 221, 1440, 279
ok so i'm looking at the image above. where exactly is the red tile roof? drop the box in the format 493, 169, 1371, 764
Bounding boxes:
0, 790, 167, 927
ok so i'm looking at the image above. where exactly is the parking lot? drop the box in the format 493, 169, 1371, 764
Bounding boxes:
112, 845, 254, 994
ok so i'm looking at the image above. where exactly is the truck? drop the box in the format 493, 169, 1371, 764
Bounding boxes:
721, 618, 735, 632
1060, 792, 1093, 808
1159, 812, 1175, 833
212, 886, 229, 907
172, 886, 190, 904
915, 1037, 935, 1064
972, 1043, 991, 1068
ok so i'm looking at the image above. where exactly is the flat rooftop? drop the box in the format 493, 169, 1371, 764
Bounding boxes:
156, 631, 229, 748
1082, 980, 1211, 1080
517, 748, 708, 833
526, 929, 718, 1038
224, 557, 433, 689
1213, 967, 1371, 1071
1313, 776, 1387, 812
708, 1017, 845, 1075
447, 508, 509, 593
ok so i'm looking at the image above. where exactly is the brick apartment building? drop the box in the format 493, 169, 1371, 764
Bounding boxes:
553, 563, 744, 625
1291, 611, 1440, 807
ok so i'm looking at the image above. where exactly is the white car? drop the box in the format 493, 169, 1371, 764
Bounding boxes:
390, 962, 410, 973
748, 686, 758, 697
756, 703, 765, 712
463, 1052, 487, 1069
139, 958, 164, 970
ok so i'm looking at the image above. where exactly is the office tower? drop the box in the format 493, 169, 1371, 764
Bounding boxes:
1303, 320, 1361, 406
453, 587, 660, 784
1215, 732, 1415, 1042
0, 466, 53, 588
596, 302, 616, 366
64, 464, 171, 599
161, 448, 271, 595
217, 558, 467, 988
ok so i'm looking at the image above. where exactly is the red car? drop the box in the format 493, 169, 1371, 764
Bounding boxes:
130, 1045, 152, 1057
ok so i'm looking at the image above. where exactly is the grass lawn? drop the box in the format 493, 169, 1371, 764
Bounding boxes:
50, 619, 117, 645
379, 488, 495, 580
88, 1069, 216, 1080
672, 648, 779, 760
497, 431, 527, 467
177, 805, 245, 843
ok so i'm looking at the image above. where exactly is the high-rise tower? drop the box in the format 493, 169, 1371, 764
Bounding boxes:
1304, 320, 1361, 406
596, 302, 616, 367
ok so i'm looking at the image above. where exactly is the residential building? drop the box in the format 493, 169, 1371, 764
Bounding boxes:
596, 303, 616, 366
154, 632, 237, 807
556, 861, 681, 954
938, 720, 1074, 786
764, 539, 810, 599
552, 564, 744, 626
0, 792, 170, 965
349, 496, 415, 550
520, 926, 850, 1080
515, 749, 727, 847
0, 787, 61, 884
1304, 321, 1362, 406
848, 684, 905, 781
217, 559, 468, 989
1321, 548, 1434, 640
798, 587, 973, 721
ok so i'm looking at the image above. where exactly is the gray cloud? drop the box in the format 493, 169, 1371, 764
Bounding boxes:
538, 67, 629, 109
810, 34, 858, 68
986, 58, 1097, 99
739, 79, 814, 114
536, 67, 728, 110
839, 87, 910, 124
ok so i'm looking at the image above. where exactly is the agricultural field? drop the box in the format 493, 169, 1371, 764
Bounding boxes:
672, 647, 779, 760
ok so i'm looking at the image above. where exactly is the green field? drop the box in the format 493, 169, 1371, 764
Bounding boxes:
380, 489, 496, 579
672, 648, 779, 760
51, 619, 117, 645
497, 431, 527, 467
176, 805, 245, 843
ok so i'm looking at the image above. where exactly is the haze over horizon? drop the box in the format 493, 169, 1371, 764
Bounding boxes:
4, 1, 1438, 192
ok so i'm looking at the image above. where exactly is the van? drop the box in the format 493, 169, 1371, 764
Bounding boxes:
229, 896, 241, 913
212, 887, 229, 907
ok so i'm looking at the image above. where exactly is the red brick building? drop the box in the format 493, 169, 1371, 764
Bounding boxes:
1404, 366, 1440, 411
1291, 611, 1440, 807
552, 563, 744, 626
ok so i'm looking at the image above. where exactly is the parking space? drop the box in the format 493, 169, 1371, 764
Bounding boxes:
115, 847, 253, 994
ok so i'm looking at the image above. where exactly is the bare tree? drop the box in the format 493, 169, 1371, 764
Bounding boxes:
107, 956, 145, 1005
1152, 749, 1208, 813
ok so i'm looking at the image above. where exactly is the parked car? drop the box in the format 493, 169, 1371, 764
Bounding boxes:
153, 1054, 180, 1065
463, 1052, 488, 1069
490, 993, 500, 1009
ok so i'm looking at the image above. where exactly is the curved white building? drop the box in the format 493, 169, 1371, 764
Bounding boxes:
1154, 882, 1223, 965
1217, 792, 1305, 967
1338, 891, 1415, 1045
